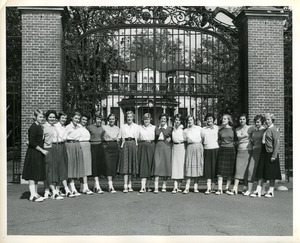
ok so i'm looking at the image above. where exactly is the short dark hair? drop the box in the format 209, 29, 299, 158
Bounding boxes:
254, 114, 265, 124
159, 113, 168, 120
45, 110, 57, 120
238, 113, 247, 120
186, 115, 195, 123
58, 111, 67, 120
204, 113, 215, 121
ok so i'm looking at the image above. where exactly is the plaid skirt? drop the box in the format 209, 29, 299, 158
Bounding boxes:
247, 147, 261, 181
217, 146, 236, 177
185, 143, 204, 177
51, 143, 68, 182
203, 148, 219, 179
45, 147, 59, 184
256, 145, 282, 180
65, 142, 85, 179
118, 140, 139, 175
138, 141, 155, 178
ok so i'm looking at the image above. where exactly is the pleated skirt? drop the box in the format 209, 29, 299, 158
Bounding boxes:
185, 143, 204, 177
247, 147, 261, 181
91, 143, 105, 177
22, 147, 46, 181
138, 141, 155, 178
65, 142, 85, 179
153, 141, 172, 177
102, 141, 119, 177
80, 142, 92, 176
234, 149, 252, 179
256, 145, 282, 180
171, 143, 185, 179
203, 148, 219, 179
217, 146, 236, 177
45, 148, 59, 184
118, 140, 139, 175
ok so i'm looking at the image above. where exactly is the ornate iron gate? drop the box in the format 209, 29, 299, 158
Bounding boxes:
64, 7, 240, 126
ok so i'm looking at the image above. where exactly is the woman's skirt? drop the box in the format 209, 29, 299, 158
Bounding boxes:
118, 140, 139, 175
152, 141, 172, 177
45, 148, 59, 184
65, 142, 85, 179
256, 145, 282, 180
91, 143, 105, 177
185, 143, 204, 177
51, 143, 68, 182
247, 147, 261, 181
102, 141, 119, 177
171, 143, 185, 179
234, 149, 252, 180
22, 147, 46, 181
138, 141, 155, 178
80, 141, 92, 177
203, 148, 219, 180
217, 146, 236, 177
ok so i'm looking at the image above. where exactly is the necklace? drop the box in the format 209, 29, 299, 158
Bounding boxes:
240, 126, 247, 135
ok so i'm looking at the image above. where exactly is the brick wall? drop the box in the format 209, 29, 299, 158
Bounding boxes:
236, 9, 288, 176
20, 8, 64, 180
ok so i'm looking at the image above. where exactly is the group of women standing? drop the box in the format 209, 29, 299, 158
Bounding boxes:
22, 109, 281, 202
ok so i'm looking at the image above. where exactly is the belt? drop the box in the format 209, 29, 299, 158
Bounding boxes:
67, 140, 79, 143
103, 140, 117, 143
173, 142, 184, 144
125, 137, 135, 141
79, 140, 90, 142
140, 140, 154, 143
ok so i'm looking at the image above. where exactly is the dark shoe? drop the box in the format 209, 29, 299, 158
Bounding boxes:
264, 192, 274, 198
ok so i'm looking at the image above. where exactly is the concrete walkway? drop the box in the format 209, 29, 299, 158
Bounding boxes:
6, 181, 293, 237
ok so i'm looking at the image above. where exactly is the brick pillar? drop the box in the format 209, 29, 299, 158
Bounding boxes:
19, 7, 65, 183
235, 7, 289, 178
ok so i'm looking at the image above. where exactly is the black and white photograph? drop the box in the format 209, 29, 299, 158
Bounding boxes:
1, 0, 298, 242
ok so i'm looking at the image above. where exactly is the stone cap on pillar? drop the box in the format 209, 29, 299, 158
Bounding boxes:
17, 6, 66, 15
234, 6, 289, 26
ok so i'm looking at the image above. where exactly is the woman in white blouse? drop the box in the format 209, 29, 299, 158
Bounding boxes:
171, 114, 185, 193
64, 111, 84, 196
101, 114, 120, 193
183, 115, 204, 194
53, 112, 74, 197
201, 113, 219, 195
138, 113, 155, 193
78, 114, 93, 195
118, 111, 139, 193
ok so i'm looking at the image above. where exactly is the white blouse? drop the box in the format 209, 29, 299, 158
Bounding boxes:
184, 125, 202, 143
139, 124, 155, 141
120, 123, 140, 140
78, 124, 91, 141
64, 122, 81, 141
54, 122, 66, 143
172, 125, 185, 143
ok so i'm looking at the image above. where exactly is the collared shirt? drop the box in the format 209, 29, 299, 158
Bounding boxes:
184, 125, 202, 143
102, 125, 120, 141
201, 124, 219, 149
120, 122, 140, 140
43, 122, 56, 148
236, 125, 253, 150
158, 124, 168, 140
54, 122, 66, 143
172, 125, 185, 143
262, 124, 274, 144
64, 122, 81, 141
78, 124, 91, 141
139, 124, 155, 141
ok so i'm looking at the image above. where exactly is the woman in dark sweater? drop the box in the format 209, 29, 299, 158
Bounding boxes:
22, 109, 49, 202
152, 113, 172, 193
